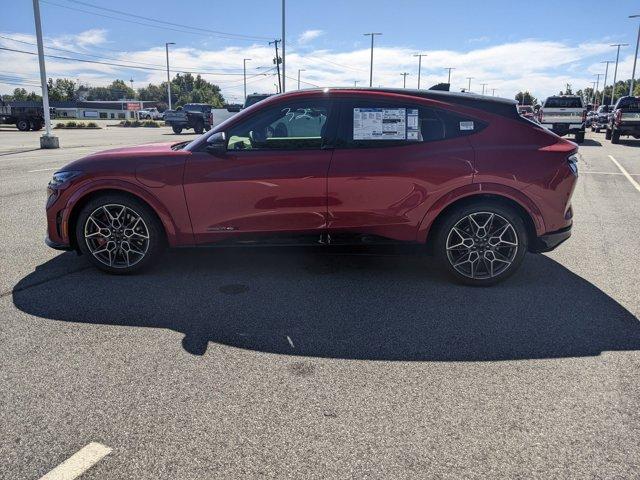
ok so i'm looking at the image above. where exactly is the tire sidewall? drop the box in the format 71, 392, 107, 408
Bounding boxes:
434, 202, 528, 286
75, 193, 165, 274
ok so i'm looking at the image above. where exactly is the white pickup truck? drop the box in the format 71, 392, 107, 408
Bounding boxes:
137, 107, 163, 120
538, 95, 586, 143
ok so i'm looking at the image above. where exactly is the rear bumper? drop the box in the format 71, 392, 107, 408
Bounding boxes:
542, 123, 584, 135
531, 225, 572, 253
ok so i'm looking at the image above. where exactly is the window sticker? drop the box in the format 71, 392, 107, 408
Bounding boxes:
459, 121, 475, 131
354, 108, 407, 140
407, 109, 420, 140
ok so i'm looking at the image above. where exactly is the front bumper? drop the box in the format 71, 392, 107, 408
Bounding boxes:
45, 235, 72, 251
531, 225, 572, 253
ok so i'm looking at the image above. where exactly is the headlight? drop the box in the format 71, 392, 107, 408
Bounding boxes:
48, 170, 82, 189
567, 154, 578, 177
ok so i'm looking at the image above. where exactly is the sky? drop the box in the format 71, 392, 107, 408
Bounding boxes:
2, 0, 640, 103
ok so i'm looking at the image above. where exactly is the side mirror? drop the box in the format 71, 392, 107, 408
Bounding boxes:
205, 132, 227, 155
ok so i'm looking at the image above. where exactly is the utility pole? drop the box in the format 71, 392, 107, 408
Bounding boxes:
269, 39, 282, 93
32, 0, 58, 148
610, 43, 628, 106
466, 77, 473, 93
590, 81, 597, 105
281, 0, 286, 92
413, 53, 427, 89
165, 42, 175, 110
601, 60, 613, 106
297, 69, 305, 89
364, 32, 382, 87
630, 15, 640, 96
354, 80, 360, 87
491, 88, 496, 96
400, 72, 410, 88
481, 83, 488, 95
593, 73, 603, 107
444, 67, 455, 85
243, 58, 251, 103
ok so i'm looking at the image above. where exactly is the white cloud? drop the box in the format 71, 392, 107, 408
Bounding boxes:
1, 30, 631, 104
298, 30, 324, 44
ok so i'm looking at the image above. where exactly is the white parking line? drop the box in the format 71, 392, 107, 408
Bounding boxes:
39, 442, 112, 480
608, 155, 640, 193
28, 167, 59, 173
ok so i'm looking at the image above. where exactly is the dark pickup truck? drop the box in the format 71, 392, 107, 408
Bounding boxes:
606, 96, 640, 143
0, 100, 48, 131
163, 103, 213, 134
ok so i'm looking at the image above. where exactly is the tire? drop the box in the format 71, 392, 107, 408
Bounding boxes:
605, 128, 612, 140
75, 193, 166, 274
611, 129, 620, 144
172, 126, 183, 134
145, 115, 151, 120
16, 119, 30, 131
434, 201, 528, 286
30, 120, 43, 131
575, 131, 585, 144
194, 121, 204, 135
595, 127, 600, 133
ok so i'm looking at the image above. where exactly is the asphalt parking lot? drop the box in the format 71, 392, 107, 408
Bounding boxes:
1, 125, 640, 479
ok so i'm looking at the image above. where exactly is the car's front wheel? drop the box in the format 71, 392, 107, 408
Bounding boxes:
172, 126, 182, 134
434, 202, 528, 286
76, 193, 165, 274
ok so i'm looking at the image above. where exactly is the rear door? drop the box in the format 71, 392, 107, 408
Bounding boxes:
183, 97, 336, 244
328, 97, 476, 243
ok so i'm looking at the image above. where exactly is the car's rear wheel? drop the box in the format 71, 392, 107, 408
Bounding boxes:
434, 202, 528, 286
172, 126, 182, 134
194, 121, 204, 134
611, 128, 621, 144
76, 193, 165, 274
16, 119, 30, 131
575, 131, 585, 143
605, 128, 612, 140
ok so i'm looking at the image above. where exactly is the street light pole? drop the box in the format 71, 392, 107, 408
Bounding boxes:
491, 88, 496, 96
364, 32, 382, 87
297, 69, 305, 89
444, 67, 455, 85
466, 77, 473, 92
281, 0, 286, 92
400, 72, 410, 88
481, 83, 488, 95
630, 15, 640, 96
610, 43, 629, 106
165, 42, 175, 110
593, 73, 602, 107
413, 53, 427, 89
354, 80, 360, 87
32, 0, 58, 148
601, 60, 613, 106
243, 58, 251, 103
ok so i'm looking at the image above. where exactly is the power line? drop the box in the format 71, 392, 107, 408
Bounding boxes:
282, 74, 319, 88
41, 0, 270, 42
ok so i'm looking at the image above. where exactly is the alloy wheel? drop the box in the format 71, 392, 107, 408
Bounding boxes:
445, 212, 519, 280
84, 204, 150, 268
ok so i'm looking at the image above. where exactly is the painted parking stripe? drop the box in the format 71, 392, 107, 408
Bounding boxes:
28, 167, 59, 173
608, 155, 640, 193
39, 442, 112, 480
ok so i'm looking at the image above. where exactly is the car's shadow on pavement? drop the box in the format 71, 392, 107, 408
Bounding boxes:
12, 248, 640, 361
581, 138, 602, 146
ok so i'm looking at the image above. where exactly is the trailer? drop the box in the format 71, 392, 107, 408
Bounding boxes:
0, 100, 50, 131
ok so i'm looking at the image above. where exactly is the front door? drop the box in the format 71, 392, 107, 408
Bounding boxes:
184, 98, 335, 244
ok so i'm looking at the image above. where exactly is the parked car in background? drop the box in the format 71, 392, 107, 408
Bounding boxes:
591, 104, 614, 133
585, 110, 597, 129
606, 96, 640, 143
227, 93, 272, 112
45, 88, 578, 286
0, 99, 48, 131
538, 95, 586, 143
163, 103, 213, 134
517, 105, 535, 120
137, 107, 163, 120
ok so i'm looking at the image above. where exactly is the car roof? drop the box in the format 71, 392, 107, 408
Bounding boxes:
273, 87, 520, 119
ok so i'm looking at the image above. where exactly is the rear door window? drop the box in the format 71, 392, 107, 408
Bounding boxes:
336, 99, 482, 149
544, 97, 583, 108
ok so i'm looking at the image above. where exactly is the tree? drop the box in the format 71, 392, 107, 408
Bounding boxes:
137, 73, 225, 109
47, 78, 76, 101
515, 91, 537, 105
86, 79, 135, 101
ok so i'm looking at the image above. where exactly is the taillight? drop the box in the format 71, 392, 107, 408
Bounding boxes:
539, 110, 544, 122
567, 153, 578, 177
615, 109, 622, 126
582, 110, 586, 122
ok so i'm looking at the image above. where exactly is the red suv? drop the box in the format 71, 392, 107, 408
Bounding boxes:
45, 88, 578, 285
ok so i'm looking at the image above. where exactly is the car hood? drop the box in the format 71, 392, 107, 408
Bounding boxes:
63, 142, 184, 171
